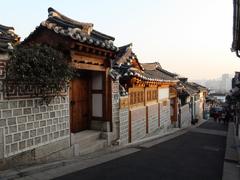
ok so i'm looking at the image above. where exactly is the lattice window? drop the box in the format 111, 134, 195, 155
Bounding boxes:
146, 87, 158, 103
129, 87, 144, 108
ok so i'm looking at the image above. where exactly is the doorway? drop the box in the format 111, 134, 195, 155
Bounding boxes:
70, 71, 105, 133
70, 76, 90, 133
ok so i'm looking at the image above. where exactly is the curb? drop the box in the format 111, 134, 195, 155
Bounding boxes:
233, 125, 240, 163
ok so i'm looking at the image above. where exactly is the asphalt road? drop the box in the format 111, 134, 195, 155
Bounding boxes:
56, 121, 227, 180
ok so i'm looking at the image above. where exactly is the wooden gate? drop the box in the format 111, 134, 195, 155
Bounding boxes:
70, 77, 89, 133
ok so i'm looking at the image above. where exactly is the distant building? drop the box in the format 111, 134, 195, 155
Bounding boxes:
221, 74, 232, 93
196, 74, 232, 94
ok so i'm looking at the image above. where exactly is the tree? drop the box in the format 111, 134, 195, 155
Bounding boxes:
5, 44, 73, 103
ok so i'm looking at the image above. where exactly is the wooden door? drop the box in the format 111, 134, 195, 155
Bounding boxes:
70, 78, 89, 133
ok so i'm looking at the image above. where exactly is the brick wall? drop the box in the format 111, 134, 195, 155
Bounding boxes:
180, 104, 191, 128
0, 97, 70, 158
130, 106, 146, 142
147, 103, 159, 134
159, 100, 171, 129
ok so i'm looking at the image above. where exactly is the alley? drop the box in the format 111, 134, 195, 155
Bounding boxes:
55, 120, 227, 180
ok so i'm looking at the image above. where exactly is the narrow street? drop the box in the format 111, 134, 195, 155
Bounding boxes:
55, 120, 227, 180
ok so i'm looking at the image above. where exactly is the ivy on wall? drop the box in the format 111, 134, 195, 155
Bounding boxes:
5, 44, 73, 102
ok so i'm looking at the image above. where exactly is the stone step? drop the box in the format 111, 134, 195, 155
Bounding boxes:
71, 130, 101, 145
74, 139, 107, 156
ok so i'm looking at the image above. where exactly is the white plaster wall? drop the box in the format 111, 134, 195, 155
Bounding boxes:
160, 100, 171, 129
180, 104, 191, 128
147, 103, 159, 134
158, 88, 169, 101
92, 94, 103, 117
130, 106, 146, 142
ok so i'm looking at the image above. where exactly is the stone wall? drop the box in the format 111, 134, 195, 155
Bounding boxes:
130, 106, 146, 142
0, 53, 70, 162
0, 128, 4, 159
159, 100, 171, 129
180, 104, 191, 128
0, 97, 70, 159
111, 80, 120, 143
147, 103, 159, 134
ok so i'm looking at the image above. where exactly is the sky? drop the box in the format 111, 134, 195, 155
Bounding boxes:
0, 0, 239, 80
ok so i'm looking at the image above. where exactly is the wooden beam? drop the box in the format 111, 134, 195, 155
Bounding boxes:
75, 43, 114, 55
71, 50, 106, 62
71, 62, 106, 71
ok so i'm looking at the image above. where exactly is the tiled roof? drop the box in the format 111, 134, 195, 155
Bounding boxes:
128, 67, 177, 82
113, 44, 178, 83
141, 62, 161, 70
141, 63, 178, 81
189, 82, 208, 92
114, 43, 144, 70
0, 24, 19, 52
25, 7, 118, 51
181, 82, 199, 95
159, 68, 178, 78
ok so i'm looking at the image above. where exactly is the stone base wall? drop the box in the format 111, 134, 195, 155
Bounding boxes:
111, 81, 120, 143
147, 103, 159, 134
180, 104, 191, 128
130, 106, 146, 142
0, 96, 70, 160
119, 107, 129, 145
0, 128, 3, 159
0, 137, 72, 170
159, 100, 171, 129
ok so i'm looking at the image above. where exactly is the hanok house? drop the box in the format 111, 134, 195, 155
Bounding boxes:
189, 82, 208, 120
178, 78, 208, 124
111, 44, 178, 144
141, 62, 179, 127
178, 78, 199, 123
0, 7, 121, 169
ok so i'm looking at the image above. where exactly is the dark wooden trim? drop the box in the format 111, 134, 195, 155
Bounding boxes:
129, 110, 132, 143
71, 62, 106, 71
146, 106, 149, 134
69, 80, 73, 133
88, 75, 92, 128
158, 103, 160, 127
91, 90, 104, 93
106, 72, 113, 131
92, 116, 104, 121
103, 71, 106, 122
71, 48, 113, 59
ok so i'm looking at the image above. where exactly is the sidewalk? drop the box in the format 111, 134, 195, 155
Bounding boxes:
222, 122, 240, 180
0, 120, 205, 180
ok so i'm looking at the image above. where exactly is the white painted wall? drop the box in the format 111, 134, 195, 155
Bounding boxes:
92, 72, 103, 90
180, 104, 191, 128
158, 88, 169, 101
92, 94, 103, 117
